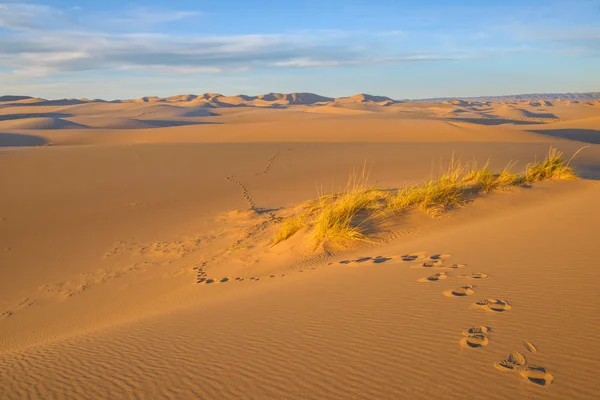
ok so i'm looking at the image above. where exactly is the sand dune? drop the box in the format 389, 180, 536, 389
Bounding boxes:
1, 93, 599, 399
0, 117, 86, 130
0, 132, 48, 146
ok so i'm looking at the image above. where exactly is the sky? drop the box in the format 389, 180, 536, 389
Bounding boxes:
1, 0, 599, 100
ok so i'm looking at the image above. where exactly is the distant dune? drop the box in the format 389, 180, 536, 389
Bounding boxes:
0, 117, 87, 130
5, 92, 600, 106
416, 92, 600, 103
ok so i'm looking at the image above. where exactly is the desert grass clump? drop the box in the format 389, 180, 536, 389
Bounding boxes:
418, 176, 464, 215
392, 157, 466, 215
309, 169, 380, 249
495, 161, 523, 187
461, 160, 497, 192
273, 214, 306, 245
271, 147, 583, 249
525, 147, 579, 183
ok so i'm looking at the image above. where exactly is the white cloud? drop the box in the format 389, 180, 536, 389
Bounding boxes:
106, 8, 201, 26
0, 1, 593, 80
0, 2, 65, 30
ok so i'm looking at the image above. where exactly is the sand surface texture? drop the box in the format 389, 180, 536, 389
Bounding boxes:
1, 94, 599, 399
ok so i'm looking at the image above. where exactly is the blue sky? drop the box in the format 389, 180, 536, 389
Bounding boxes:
1, 0, 599, 99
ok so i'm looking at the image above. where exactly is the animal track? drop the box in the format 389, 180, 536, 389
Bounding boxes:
475, 299, 512, 312
406, 251, 553, 385
444, 285, 475, 297
401, 255, 419, 261
430, 253, 450, 260
226, 175, 257, 209
460, 272, 488, 280
494, 352, 553, 386
195, 264, 207, 283
520, 366, 554, 386
460, 326, 492, 349
254, 149, 291, 176
1, 297, 37, 319
339, 256, 394, 265
417, 272, 448, 282
420, 261, 465, 269
494, 352, 527, 372
139, 238, 204, 257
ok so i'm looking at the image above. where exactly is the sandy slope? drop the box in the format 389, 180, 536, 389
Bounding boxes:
1, 96, 600, 399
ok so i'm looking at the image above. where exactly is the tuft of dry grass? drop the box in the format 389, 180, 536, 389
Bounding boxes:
525, 147, 579, 182
309, 169, 379, 249
273, 214, 307, 245
272, 147, 582, 249
495, 161, 522, 187
392, 156, 465, 215
462, 160, 496, 192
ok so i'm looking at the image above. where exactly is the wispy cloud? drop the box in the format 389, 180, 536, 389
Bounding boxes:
0, 1, 597, 82
1, 29, 491, 77
0, 3, 67, 30
108, 8, 201, 25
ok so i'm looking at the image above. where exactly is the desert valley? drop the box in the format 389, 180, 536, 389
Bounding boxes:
1, 91, 599, 399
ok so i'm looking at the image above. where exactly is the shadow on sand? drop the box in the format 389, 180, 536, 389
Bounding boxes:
139, 120, 223, 128
0, 133, 48, 147
0, 113, 73, 121
527, 129, 600, 145
449, 118, 546, 126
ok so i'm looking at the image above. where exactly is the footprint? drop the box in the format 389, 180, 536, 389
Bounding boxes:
340, 256, 394, 265
205, 279, 215, 284
494, 352, 553, 386
494, 352, 527, 372
372, 256, 393, 264
461, 334, 489, 348
419, 261, 465, 269
460, 326, 491, 348
421, 260, 443, 268
219, 277, 230, 283
520, 366, 554, 386
445, 285, 475, 297
523, 341, 538, 353
475, 299, 511, 312
461, 272, 488, 280
401, 255, 419, 262
462, 326, 491, 336
417, 272, 448, 282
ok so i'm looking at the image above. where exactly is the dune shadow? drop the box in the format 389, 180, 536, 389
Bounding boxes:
0, 99, 88, 108
575, 163, 600, 180
527, 129, 600, 145
0, 113, 73, 121
450, 118, 546, 126
520, 109, 558, 119
138, 119, 223, 128
0, 132, 48, 147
